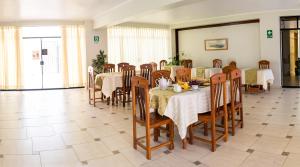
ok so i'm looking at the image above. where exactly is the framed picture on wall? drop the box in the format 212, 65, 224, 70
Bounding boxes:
204, 38, 228, 51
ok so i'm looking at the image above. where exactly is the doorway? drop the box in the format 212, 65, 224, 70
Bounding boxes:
281, 17, 300, 87
21, 27, 64, 89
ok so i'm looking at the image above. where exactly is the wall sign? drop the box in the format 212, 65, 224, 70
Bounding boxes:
267, 30, 273, 38
94, 35, 100, 44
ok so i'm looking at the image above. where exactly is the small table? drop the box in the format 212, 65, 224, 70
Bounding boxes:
191, 67, 222, 79
241, 68, 274, 90
95, 72, 122, 99
163, 66, 184, 80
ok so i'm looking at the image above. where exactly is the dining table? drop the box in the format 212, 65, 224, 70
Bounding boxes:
241, 68, 274, 90
191, 67, 223, 79
149, 82, 233, 147
95, 72, 122, 98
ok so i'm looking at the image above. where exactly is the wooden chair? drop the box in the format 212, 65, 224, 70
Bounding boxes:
117, 62, 130, 72
117, 65, 136, 107
258, 60, 270, 69
151, 70, 171, 88
150, 62, 158, 71
229, 69, 243, 136
160, 60, 167, 70
213, 59, 222, 68
222, 66, 236, 80
103, 64, 115, 73
229, 61, 237, 68
176, 68, 191, 82
140, 64, 153, 87
131, 76, 174, 160
188, 73, 228, 152
181, 59, 193, 68
88, 66, 102, 107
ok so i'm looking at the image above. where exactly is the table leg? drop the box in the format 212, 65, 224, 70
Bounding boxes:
182, 138, 187, 149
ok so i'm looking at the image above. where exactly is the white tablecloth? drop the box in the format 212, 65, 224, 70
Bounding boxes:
96, 72, 122, 97
241, 68, 274, 90
156, 82, 232, 139
191, 67, 222, 79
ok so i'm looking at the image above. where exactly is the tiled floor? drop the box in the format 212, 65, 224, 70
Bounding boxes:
0, 88, 299, 167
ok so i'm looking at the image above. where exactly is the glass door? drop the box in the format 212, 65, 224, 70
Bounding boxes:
22, 37, 63, 89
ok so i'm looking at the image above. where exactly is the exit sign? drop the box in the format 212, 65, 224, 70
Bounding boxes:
94, 36, 100, 44
267, 30, 273, 38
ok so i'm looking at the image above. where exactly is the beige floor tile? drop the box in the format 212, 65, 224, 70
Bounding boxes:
40, 149, 82, 167
2, 155, 41, 167
259, 124, 292, 137
87, 154, 133, 167
0, 129, 27, 139
32, 135, 65, 152
250, 135, 290, 154
285, 136, 300, 154
73, 142, 113, 161
27, 126, 55, 137
223, 132, 258, 151
0, 140, 32, 155
201, 146, 250, 167
62, 131, 93, 145
86, 125, 118, 138
282, 153, 300, 167
101, 134, 131, 151
53, 122, 80, 133
240, 151, 286, 167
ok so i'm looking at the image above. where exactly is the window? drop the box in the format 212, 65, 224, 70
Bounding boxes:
108, 25, 171, 67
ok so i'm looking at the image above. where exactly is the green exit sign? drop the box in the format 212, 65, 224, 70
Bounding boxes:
94, 36, 100, 44
267, 30, 273, 38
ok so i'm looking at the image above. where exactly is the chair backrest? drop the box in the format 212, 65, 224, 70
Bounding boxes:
176, 68, 191, 82
210, 73, 227, 117
213, 59, 222, 68
88, 66, 95, 88
160, 60, 167, 70
230, 69, 242, 106
150, 62, 158, 71
140, 64, 153, 85
222, 66, 236, 80
181, 59, 193, 68
122, 65, 136, 90
229, 61, 237, 68
151, 70, 171, 88
118, 62, 130, 72
258, 60, 270, 69
103, 64, 115, 73
131, 76, 150, 122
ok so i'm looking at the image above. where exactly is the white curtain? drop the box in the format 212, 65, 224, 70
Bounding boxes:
0, 26, 21, 89
61, 25, 86, 88
108, 26, 171, 67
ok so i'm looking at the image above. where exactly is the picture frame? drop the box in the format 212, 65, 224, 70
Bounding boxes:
204, 38, 228, 51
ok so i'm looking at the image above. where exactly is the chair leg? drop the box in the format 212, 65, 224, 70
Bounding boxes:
224, 112, 228, 142
88, 90, 91, 105
231, 110, 235, 136
123, 91, 126, 107
169, 122, 174, 150
133, 120, 137, 150
146, 126, 151, 160
204, 123, 208, 136
188, 125, 194, 144
112, 92, 115, 105
240, 107, 244, 128
211, 121, 216, 152
154, 128, 159, 142
93, 90, 96, 107
107, 97, 110, 105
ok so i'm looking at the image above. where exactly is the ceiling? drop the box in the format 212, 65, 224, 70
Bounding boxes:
0, 0, 300, 28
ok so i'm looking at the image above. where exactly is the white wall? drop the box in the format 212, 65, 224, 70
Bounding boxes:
172, 9, 300, 87
178, 23, 260, 69
85, 21, 108, 68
